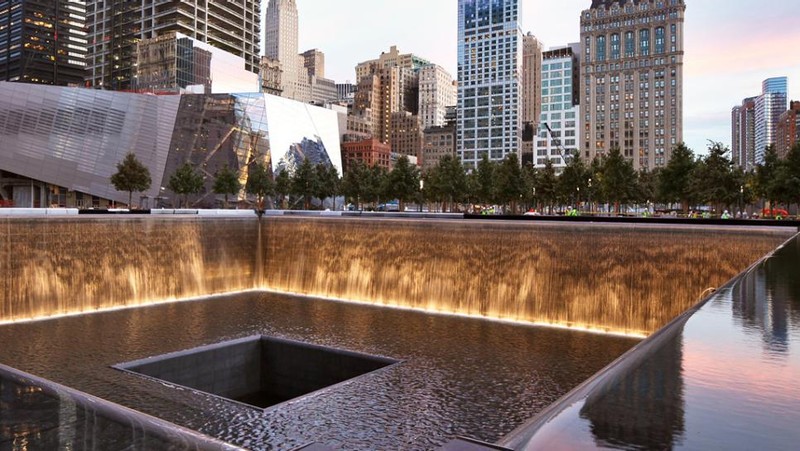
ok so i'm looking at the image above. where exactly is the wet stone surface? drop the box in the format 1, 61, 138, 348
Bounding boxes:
0, 293, 637, 450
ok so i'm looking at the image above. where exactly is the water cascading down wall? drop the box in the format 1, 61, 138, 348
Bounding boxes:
0, 217, 791, 336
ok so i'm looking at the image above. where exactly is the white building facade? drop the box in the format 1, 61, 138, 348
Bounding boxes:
419, 65, 457, 130
265, 0, 311, 102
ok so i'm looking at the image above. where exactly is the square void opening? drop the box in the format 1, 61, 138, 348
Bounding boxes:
114, 336, 398, 409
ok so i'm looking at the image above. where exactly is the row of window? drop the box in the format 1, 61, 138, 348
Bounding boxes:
587, 25, 677, 61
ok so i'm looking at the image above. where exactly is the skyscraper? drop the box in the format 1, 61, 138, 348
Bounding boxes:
0, 0, 87, 86
535, 44, 581, 171
457, 0, 524, 168
731, 97, 756, 171
580, 0, 686, 171
353, 46, 430, 144
754, 76, 788, 164
521, 33, 543, 165
265, 0, 310, 102
87, 0, 261, 90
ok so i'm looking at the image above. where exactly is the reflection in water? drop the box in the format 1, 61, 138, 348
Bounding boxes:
507, 235, 800, 451
0, 368, 231, 449
732, 238, 800, 355
0, 291, 638, 450
580, 330, 686, 449
263, 219, 789, 336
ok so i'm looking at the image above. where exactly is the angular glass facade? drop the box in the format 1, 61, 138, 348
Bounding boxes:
0, 83, 341, 207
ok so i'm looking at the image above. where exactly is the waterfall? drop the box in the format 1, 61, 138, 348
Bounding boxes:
260, 218, 790, 336
0, 216, 790, 336
0, 218, 259, 322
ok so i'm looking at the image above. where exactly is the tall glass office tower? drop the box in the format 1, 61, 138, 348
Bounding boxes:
755, 76, 788, 164
87, 0, 261, 90
0, 0, 87, 86
457, 0, 524, 168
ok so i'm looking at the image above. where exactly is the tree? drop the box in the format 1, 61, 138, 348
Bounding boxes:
274, 170, 291, 209
475, 154, 496, 205
635, 169, 659, 206
212, 164, 241, 209
784, 142, 800, 209
587, 156, 605, 209
600, 148, 637, 213
363, 165, 388, 209
341, 161, 367, 210
494, 153, 524, 213
658, 142, 696, 212
386, 155, 420, 212
689, 142, 738, 211
291, 158, 317, 210
755, 145, 782, 209
424, 155, 468, 211
520, 163, 538, 211
558, 154, 588, 207
245, 161, 274, 210
435, 155, 468, 212
537, 159, 559, 212
168, 162, 204, 208
111, 152, 151, 208
314, 163, 340, 210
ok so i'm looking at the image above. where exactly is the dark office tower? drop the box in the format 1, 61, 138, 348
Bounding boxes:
86, 0, 261, 91
457, 0, 524, 168
0, 0, 87, 86
580, 0, 686, 171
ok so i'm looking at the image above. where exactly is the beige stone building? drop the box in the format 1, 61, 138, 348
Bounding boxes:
390, 112, 423, 162
135, 32, 213, 94
580, 0, 685, 170
355, 46, 430, 82
522, 33, 544, 165
422, 125, 456, 173
354, 67, 418, 144
302, 49, 325, 79
419, 65, 457, 130
265, 0, 311, 102
260, 57, 283, 96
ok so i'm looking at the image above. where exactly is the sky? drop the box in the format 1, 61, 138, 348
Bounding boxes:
279, 0, 800, 155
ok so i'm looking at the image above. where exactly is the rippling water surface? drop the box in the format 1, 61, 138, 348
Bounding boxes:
0, 292, 637, 450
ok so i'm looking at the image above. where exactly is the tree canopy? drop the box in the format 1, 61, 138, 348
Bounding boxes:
245, 161, 274, 210
168, 162, 204, 208
110, 152, 151, 208
212, 164, 241, 208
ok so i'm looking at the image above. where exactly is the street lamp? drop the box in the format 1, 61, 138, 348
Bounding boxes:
588, 178, 593, 214
739, 185, 744, 218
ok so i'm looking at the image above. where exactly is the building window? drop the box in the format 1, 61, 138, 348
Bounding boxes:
610, 33, 621, 60
625, 31, 635, 58
655, 27, 665, 54
596, 35, 607, 62
639, 29, 650, 56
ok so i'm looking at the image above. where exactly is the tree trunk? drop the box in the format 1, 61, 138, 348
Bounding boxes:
128, 191, 133, 209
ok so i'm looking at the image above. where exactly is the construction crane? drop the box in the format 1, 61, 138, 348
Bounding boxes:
542, 122, 575, 165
